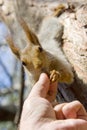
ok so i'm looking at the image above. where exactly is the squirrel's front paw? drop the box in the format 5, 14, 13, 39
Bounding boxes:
50, 70, 60, 82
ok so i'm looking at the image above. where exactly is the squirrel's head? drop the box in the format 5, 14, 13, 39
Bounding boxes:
6, 18, 46, 72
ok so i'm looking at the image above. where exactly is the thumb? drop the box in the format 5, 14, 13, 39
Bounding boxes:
28, 73, 50, 98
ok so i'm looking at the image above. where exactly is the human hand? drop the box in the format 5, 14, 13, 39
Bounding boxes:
19, 73, 87, 130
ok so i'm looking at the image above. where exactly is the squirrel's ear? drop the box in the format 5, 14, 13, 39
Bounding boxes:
6, 36, 20, 59
18, 17, 41, 46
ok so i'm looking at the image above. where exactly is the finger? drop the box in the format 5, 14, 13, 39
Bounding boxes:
28, 73, 50, 98
54, 103, 67, 119
62, 101, 87, 120
46, 81, 58, 102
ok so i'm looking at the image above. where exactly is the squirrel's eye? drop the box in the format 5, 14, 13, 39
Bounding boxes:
38, 46, 43, 52
22, 61, 26, 66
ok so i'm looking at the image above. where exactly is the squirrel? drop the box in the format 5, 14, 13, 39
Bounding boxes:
6, 4, 74, 87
